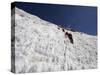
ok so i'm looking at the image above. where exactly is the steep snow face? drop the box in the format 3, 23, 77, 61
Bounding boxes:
12, 7, 97, 73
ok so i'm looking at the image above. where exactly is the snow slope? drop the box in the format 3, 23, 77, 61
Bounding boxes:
11, 7, 97, 73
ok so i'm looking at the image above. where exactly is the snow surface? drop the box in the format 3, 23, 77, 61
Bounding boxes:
11, 7, 97, 73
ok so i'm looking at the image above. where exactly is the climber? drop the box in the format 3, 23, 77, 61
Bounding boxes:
65, 32, 69, 36
62, 28, 65, 32
65, 32, 74, 44
68, 33, 73, 44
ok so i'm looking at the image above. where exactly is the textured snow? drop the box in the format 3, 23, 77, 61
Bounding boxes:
11, 7, 97, 73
